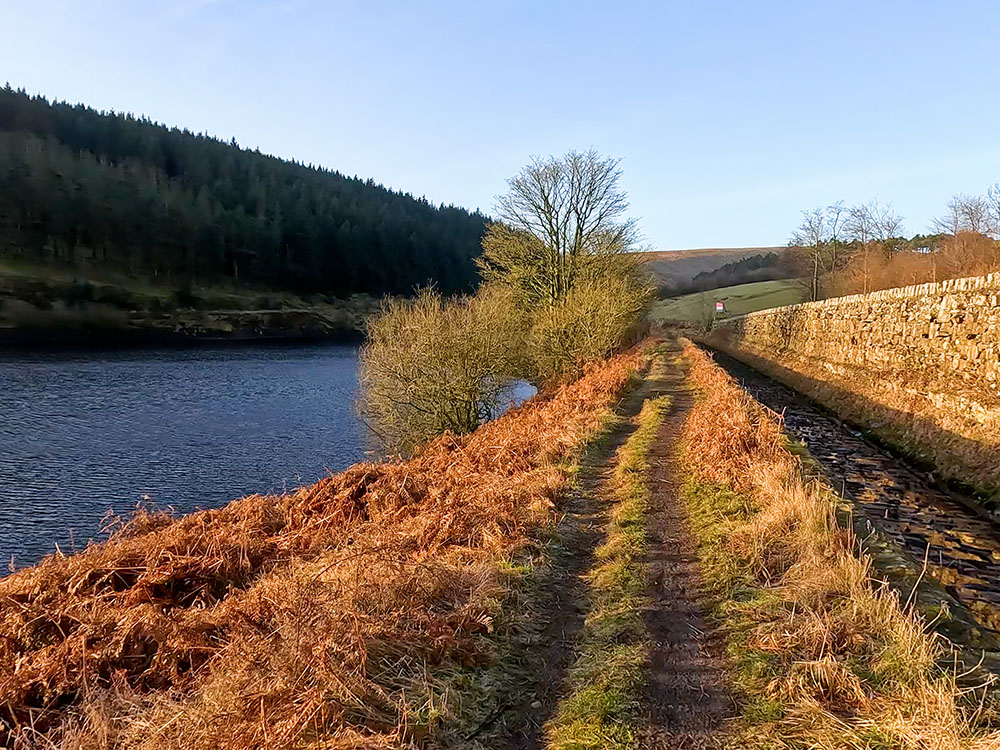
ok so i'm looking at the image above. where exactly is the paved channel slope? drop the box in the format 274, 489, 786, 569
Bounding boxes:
708, 347, 1000, 656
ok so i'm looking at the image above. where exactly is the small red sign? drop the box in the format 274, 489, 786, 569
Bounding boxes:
715, 301, 725, 313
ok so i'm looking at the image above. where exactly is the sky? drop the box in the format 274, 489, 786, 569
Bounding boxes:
3, 1, 999, 250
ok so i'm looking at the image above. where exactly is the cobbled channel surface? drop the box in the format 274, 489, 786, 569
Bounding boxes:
708, 348, 1000, 641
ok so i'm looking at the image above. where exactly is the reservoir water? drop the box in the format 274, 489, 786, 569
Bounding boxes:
0, 343, 368, 567
0, 343, 537, 569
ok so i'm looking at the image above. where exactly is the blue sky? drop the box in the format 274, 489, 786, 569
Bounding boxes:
3, 1, 999, 249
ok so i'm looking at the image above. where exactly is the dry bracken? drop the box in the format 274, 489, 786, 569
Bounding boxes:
0, 347, 647, 749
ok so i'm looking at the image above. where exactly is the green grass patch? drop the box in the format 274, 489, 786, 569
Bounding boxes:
546, 395, 672, 749
649, 279, 806, 323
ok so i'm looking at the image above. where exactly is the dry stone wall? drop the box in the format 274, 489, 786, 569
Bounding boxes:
707, 272, 1000, 503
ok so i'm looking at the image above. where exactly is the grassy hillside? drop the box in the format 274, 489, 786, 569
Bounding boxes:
642, 246, 789, 291
649, 278, 806, 323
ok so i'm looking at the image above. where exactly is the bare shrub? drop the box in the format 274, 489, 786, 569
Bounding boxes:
827, 232, 1000, 296
527, 272, 651, 385
936, 231, 1000, 279
360, 150, 651, 452
358, 285, 525, 454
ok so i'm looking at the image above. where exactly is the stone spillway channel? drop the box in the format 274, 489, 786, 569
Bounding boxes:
706, 348, 1000, 661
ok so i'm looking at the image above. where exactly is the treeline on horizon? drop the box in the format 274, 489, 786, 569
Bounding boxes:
0, 86, 489, 296
790, 192, 1000, 300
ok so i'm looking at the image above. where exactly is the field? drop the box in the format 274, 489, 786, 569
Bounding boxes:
649, 278, 806, 323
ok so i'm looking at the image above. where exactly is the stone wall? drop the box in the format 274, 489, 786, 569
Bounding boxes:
706, 272, 1000, 504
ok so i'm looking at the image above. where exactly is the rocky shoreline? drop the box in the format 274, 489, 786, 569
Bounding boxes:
0, 304, 370, 347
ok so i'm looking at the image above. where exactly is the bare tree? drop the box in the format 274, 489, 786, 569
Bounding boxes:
868, 199, 904, 241
933, 196, 963, 237
933, 193, 998, 237
845, 203, 875, 294
791, 206, 829, 301
845, 199, 905, 292
985, 185, 1000, 239
478, 149, 641, 305
845, 203, 872, 246
827, 201, 847, 273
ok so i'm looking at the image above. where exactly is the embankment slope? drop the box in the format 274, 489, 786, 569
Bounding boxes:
0, 347, 645, 747
0, 262, 375, 343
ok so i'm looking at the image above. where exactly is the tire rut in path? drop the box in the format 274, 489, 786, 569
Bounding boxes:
638, 351, 732, 749
506, 355, 671, 748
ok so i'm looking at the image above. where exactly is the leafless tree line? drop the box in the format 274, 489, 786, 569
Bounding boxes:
792, 199, 905, 299
931, 189, 1000, 238
791, 184, 1000, 299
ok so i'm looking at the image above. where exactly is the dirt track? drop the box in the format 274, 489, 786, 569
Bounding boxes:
502, 345, 731, 747
639, 350, 731, 748
495, 339, 1000, 747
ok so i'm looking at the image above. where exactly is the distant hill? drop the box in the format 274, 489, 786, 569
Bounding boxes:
0, 87, 488, 296
642, 246, 792, 295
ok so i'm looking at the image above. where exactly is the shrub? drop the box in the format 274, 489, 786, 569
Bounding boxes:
358, 285, 525, 454
527, 272, 651, 385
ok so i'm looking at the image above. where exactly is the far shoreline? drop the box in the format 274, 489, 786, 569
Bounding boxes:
0, 322, 367, 351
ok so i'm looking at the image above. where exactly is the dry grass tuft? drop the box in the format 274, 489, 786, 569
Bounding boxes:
0, 348, 647, 749
681, 341, 1000, 749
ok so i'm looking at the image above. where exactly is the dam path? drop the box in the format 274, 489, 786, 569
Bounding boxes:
508, 343, 732, 748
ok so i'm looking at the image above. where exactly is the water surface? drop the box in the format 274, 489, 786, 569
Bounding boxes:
0, 343, 366, 567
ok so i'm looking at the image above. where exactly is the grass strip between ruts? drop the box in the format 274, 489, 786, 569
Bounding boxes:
546, 395, 673, 749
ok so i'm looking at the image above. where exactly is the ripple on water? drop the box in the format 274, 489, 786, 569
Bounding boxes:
0, 345, 537, 569
0, 343, 368, 568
